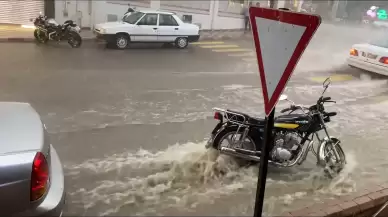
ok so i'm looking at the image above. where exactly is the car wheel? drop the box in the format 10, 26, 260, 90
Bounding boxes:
175, 37, 188, 49
115, 34, 129, 49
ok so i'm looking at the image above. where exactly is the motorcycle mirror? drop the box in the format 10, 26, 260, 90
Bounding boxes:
323, 77, 331, 88
279, 94, 288, 101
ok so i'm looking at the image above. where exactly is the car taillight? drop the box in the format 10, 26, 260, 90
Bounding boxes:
30, 152, 49, 201
350, 48, 358, 56
214, 112, 222, 121
379, 57, 388, 64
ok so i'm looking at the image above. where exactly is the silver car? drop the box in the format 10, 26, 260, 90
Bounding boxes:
0, 102, 65, 216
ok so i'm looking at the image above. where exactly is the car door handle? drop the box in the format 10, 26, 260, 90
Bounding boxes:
175, 28, 179, 30
153, 28, 158, 30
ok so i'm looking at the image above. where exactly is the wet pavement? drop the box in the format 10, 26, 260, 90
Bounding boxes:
1, 24, 388, 216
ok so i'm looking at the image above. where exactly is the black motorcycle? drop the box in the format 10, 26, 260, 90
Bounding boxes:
30, 13, 82, 48
206, 77, 346, 177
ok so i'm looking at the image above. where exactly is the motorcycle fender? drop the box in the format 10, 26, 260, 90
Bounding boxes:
316, 136, 339, 167
205, 123, 227, 149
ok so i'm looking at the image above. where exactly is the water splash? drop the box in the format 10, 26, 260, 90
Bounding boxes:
64, 141, 359, 216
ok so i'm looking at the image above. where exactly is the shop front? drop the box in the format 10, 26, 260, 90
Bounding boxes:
0, 0, 44, 25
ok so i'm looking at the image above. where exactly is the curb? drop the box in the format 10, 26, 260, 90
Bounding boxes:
0, 37, 96, 43
0, 33, 253, 43
282, 183, 388, 217
0, 36, 251, 43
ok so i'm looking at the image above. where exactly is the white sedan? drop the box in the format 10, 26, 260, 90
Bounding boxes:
347, 38, 388, 76
94, 10, 200, 49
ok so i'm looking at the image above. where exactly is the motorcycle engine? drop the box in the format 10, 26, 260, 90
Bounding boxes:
271, 132, 301, 162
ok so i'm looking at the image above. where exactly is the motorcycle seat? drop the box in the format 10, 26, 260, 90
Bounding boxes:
226, 109, 265, 126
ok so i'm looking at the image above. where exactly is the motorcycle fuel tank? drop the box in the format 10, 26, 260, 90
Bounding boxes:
274, 114, 311, 131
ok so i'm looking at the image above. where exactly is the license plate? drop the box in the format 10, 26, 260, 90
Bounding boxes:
362, 52, 377, 59
367, 53, 377, 59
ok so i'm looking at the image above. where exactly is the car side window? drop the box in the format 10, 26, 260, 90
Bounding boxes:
159, 14, 179, 26
137, 14, 158, 26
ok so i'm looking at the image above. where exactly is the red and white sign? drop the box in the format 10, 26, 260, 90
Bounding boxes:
249, 7, 321, 116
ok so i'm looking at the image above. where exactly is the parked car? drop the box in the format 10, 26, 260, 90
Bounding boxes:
0, 102, 65, 216
94, 10, 200, 49
347, 38, 388, 76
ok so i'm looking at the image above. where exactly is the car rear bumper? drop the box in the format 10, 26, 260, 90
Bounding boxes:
347, 57, 388, 76
188, 35, 200, 42
19, 145, 65, 217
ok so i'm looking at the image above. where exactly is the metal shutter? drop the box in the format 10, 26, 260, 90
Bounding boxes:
0, 0, 44, 25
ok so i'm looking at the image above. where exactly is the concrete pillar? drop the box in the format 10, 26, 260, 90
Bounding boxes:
296, 0, 303, 12
210, 0, 219, 30
331, 0, 340, 20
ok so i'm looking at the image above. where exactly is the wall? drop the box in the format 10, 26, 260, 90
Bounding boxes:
160, 0, 213, 29
54, 0, 288, 30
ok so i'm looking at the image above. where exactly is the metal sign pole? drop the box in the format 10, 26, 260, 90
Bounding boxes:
253, 108, 275, 217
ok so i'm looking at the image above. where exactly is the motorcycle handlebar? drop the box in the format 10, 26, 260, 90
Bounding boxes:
281, 105, 309, 113
325, 112, 337, 117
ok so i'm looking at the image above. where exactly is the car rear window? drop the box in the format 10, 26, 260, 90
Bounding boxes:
370, 39, 388, 48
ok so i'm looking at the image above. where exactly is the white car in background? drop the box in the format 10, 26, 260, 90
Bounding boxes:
347, 38, 388, 76
94, 10, 200, 49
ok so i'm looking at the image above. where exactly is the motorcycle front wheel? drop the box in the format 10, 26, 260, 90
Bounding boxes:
319, 138, 346, 178
68, 31, 82, 48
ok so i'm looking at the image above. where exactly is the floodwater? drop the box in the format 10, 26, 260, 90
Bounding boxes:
63, 77, 388, 216
60, 25, 388, 216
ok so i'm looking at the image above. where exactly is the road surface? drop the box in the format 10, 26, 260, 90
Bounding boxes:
0, 25, 388, 216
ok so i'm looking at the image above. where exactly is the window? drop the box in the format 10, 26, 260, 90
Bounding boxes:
137, 14, 158, 25
123, 12, 144, 24
159, 14, 179, 26
370, 38, 388, 48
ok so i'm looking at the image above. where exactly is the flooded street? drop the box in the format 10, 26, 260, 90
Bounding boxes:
63, 78, 388, 216
0, 23, 388, 216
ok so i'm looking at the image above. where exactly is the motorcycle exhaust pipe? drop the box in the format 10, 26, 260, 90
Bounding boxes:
221, 147, 295, 167
234, 147, 261, 156
220, 147, 261, 162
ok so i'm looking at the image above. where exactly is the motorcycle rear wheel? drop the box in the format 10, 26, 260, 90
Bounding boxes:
68, 31, 82, 48
34, 29, 48, 43
212, 126, 259, 166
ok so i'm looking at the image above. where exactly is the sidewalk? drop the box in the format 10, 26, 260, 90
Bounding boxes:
0, 24, 95, 42
0, 24, 252, 42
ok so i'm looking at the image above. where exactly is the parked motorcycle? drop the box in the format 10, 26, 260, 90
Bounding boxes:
206, 77, 346, 178
30, 13, 82, 48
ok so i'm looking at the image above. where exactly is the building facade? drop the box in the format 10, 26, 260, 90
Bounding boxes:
52, 0, 289, 30
1, 0, 358, 30
0, 0, 45, 25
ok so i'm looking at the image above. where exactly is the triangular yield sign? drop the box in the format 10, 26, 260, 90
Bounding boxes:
249, 7, 321, 116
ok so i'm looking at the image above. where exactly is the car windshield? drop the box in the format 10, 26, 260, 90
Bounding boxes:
122, 12, 144, 24
369, 38, 388, 48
